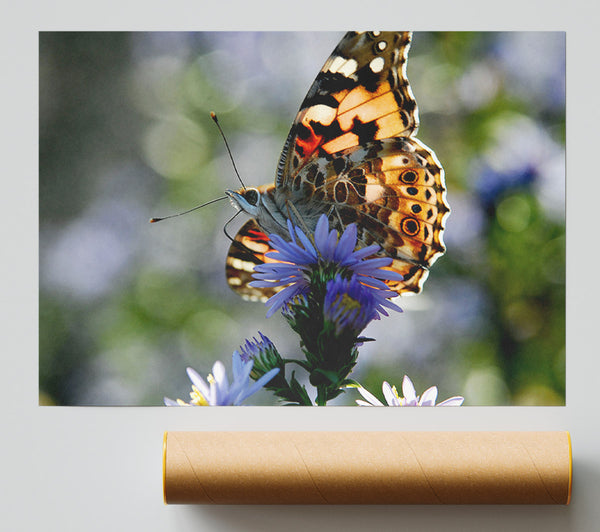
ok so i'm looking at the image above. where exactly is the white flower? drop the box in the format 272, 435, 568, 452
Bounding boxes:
355, 375, 464, 407
164, 351, 279, 406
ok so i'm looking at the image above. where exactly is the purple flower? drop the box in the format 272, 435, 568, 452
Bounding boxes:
250, 214, 403, 317
238, 331, 283, 380
475, 162, 536, 208
164, 350, 279, 406
354, 375, 464, 406
238, 331, 276, 363
323, 274, 379, 335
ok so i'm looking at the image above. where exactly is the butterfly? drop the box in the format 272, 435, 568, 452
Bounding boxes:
224, 31, 449, 302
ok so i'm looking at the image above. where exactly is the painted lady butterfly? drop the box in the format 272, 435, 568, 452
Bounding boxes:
225, 31, 449, 302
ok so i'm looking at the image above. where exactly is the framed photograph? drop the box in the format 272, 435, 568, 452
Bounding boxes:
39, 31, 565, 408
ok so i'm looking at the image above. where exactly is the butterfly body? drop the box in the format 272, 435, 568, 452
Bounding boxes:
226, 185, 290, 239
225, 31, 449, 301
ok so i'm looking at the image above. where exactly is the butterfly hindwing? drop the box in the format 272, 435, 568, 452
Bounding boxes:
287, 137, 449, 294
226, 219, 280, 302
276, 31, 418, 188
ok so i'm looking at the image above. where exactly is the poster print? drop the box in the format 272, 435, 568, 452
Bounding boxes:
39, 32, 565, 406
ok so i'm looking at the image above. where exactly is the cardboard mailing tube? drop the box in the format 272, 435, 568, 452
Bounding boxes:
163, 431, 572, 505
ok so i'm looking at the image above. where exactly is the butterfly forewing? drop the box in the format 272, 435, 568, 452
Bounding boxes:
276, 31, 418, 188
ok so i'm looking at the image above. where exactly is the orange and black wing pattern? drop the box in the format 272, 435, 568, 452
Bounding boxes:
276, 31, 418, 188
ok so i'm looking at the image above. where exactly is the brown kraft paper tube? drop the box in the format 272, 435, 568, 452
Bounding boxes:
163, 431, 572, 505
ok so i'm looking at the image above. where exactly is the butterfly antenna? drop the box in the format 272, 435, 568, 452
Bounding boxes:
149, 196, 228, 223
210, 112, 246, 191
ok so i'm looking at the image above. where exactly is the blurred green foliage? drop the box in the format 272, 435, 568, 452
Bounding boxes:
39, 32, 565, 405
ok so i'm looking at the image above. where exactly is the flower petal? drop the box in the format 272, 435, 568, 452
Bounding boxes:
419, 386, 438, 406
334, 222, 357, 261
164, 397, 179, 406
352, 257, 393, 271
373, 270, 404, 282
356, 385, 383, 406
347, 244, 381, 262
286, 219, 296, 244
229, 359, 254, 402
437, 396, 465, 406
231, 350, 245, 380
186, 367, 210, 399
253, 262, 300, 274
314, 215, 332, 255
382, 381, 400, 406
294, 225, 318, 260
235, 368, 280, 405
264, 283, 308, 317
321, 229, 338, 260
402, 375, 417, 404
250, 276, 302, 288
355, 400, 375, 407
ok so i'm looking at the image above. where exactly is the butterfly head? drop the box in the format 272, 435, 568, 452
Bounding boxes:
226, 187, 261, 217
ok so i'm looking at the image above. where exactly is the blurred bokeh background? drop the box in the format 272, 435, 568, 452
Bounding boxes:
39, 31, 565, 406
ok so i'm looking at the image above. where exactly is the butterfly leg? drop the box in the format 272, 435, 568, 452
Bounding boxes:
283, 199, 317, 244
328, 204, 346, 233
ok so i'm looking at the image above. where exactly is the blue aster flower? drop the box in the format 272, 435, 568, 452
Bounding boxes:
250, 214, 403, 317
164, 350, 279, 406
238, 331, 276, 363
238, 331, 284, 381
323, 274, 379, 335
